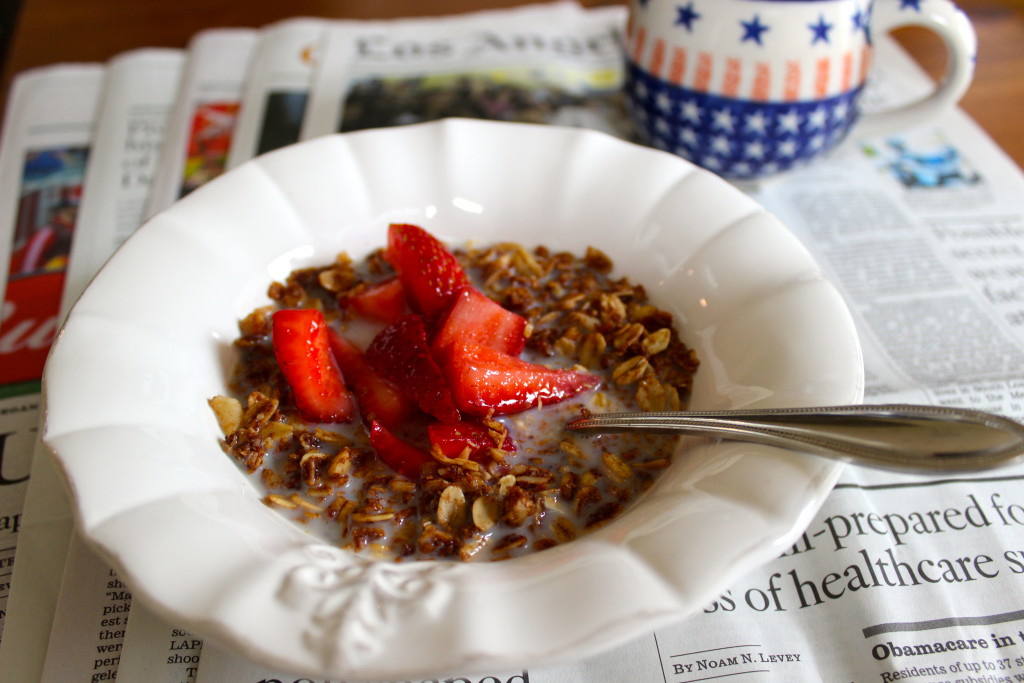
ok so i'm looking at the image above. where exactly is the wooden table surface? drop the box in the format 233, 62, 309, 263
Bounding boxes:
1, 0, 1021, 168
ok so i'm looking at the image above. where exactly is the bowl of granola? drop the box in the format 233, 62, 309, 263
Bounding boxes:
44, 118, 863, 679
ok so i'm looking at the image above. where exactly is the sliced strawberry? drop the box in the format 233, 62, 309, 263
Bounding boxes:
271, 309, 355, 423
428, 421, 516, 463
345, 277, 407, 325
442, 341, 600, 416
326, 330, 417, 428
432, 285, 527, 357
365, 314, 460, 422
368, 420, 432, 480
386, 223, 470, 318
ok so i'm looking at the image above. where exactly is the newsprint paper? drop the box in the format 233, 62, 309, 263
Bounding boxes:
1, 5, 1024, 683
0, 62, 106, 683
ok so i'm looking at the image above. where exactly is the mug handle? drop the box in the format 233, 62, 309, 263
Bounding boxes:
857, 0, 977, 137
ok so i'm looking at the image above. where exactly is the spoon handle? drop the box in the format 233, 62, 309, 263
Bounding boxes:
565, 404, 1024, 473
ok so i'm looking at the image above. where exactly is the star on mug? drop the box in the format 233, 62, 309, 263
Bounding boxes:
712, 108, 736, 132
745, 112, 768, 134
809, 15, 833, 45
681, 100, 703, 123
675, 3, 700, 31
777, 110, 800, 134
740, 14, 770, 45
852, 8, 869, 35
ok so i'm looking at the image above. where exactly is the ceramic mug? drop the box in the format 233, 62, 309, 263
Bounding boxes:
623, 0, 976, 180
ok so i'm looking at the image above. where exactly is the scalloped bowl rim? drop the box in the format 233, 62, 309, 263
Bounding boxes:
43, 118, 863, 679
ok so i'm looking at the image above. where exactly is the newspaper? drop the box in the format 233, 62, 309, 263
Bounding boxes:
224, 17, 327, 169
34, 48, 184, 683
3, 4, 1024, 682
300, 3, 630, 143
146, 28, 258, 216
0, 50, 184, 682
0, 63, 105, 393
60, 49, 184, 314
0, 61, 106, 681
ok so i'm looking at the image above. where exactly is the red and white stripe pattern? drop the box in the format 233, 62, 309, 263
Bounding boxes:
627, 29, 872, 104
625, 1, 874, 103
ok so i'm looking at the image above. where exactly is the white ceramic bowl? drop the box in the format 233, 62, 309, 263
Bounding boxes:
44, 118, 862, 679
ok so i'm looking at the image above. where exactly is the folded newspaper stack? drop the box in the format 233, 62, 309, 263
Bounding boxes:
2, 3, 1024, 682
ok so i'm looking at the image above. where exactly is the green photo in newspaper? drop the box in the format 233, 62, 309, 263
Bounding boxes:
337, 66, 635, 138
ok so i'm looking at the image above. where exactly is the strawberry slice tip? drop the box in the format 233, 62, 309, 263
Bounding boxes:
441, 341, 600, 416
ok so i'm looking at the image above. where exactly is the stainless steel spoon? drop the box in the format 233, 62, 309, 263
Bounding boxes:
565, 404, 1024, 473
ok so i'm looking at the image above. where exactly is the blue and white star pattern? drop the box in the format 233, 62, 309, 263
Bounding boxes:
627, 62, 862, 179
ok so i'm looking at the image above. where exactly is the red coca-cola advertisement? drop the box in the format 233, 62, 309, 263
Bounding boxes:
1, 145, 88, 388
0, 271, 65, 384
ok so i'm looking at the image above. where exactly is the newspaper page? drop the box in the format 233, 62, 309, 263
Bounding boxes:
0, 62, 105, 681
60, 48, 185, 316
33, 47, 186, 683
116, 602, 204, 683
146, 28, 258, 216
224, 18, 329, 170
36, 52, 180, 683
0, 63, 103, 397
299, 3, 626, 142
0, 49, 183, 683
20, 38, 244, 683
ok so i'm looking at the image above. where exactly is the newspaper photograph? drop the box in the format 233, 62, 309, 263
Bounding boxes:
225, 18, 328, 169
300, 3, 627, 141
147, 28, 258, 215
